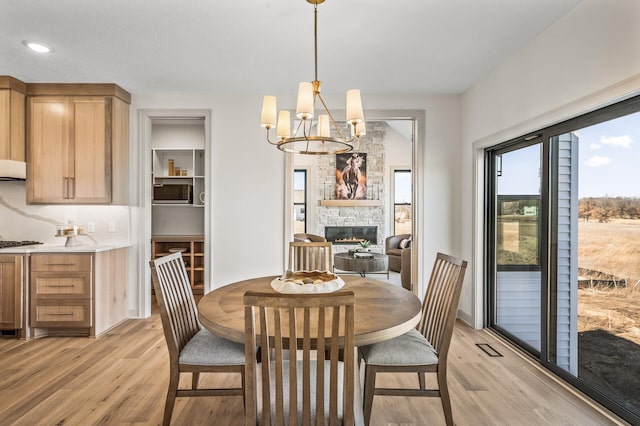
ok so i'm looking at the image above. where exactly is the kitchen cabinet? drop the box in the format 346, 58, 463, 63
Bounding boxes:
151, 236, 204, 294
30, 248, 128, 337
0, 255, 25, 337
31, 254, 93, 330
26, 84, 130, 205
0, 77, 26, 163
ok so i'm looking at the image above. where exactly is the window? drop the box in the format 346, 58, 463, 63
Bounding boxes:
293, 169, 307, 233
393, 169, 412, 234
486, 95, 640, 424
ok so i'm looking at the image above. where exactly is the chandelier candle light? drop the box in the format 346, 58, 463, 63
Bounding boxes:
260, 0, 366, 155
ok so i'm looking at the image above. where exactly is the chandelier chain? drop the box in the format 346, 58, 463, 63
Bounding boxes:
314, 3, 319, 83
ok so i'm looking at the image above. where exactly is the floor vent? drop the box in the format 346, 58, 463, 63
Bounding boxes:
475, 343, 503, 357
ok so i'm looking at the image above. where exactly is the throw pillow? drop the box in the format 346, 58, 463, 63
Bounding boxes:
399, 238, 411, 249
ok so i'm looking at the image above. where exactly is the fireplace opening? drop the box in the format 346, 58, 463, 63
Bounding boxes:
325, 226, 377, 245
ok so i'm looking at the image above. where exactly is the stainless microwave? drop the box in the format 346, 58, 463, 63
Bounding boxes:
153, 184, 193, 204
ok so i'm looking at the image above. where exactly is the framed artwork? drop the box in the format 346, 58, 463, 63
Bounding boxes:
335, 153, 367, 200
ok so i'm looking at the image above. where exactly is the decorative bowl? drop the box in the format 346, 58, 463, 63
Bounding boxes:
354, 252, 374, 258
271, 270, 345, 294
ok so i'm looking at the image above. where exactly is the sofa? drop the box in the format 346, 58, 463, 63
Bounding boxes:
385, 233, 411, 272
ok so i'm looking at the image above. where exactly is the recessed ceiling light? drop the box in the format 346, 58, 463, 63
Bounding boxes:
23, 41, 52, 53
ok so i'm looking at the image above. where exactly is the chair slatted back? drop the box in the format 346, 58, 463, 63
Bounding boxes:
288, 241, 333, 272
244, 291, 355, 426
417, 252, 468, 357
150, 252, 200, 363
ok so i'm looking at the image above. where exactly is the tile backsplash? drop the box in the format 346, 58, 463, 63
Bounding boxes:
0, 181, 129, 244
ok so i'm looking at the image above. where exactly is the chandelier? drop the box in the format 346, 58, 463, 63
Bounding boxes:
260, 0, 365, 155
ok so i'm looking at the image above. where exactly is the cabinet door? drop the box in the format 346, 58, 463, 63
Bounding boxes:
0, 90, 10, 159
27, 97, 70, 203
0, 256, 23, 330
71, 97, 111, 203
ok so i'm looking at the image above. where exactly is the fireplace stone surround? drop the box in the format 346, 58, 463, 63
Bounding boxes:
315, 122, 387, 253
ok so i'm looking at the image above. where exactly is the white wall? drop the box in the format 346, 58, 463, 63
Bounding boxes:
384, 123, 413, 237
129, 93, 461, 316
460, 0, 640, 326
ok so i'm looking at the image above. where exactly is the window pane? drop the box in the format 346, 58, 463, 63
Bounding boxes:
496, 145, 542, 268
493, 142, 542, 352
394, 170, 412, 235
294, 170, 306, 204
294, 205, 305, 233
394, 171, 411, 203
394, 205, 412, 234
294, 170, 307, 233
555, 111, 640, 416
496, 197, 540, 267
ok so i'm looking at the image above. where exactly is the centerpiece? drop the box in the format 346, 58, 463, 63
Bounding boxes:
271, 270, 345, 294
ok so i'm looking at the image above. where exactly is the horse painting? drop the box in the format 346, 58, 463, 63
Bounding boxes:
335, 153, 367, 200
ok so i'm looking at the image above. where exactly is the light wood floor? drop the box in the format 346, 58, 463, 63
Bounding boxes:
0, 306, 628, 425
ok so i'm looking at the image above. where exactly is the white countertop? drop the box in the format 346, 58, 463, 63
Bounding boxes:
0, 242, 131, 254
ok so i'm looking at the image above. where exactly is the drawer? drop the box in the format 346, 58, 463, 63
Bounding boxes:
31, 254, 93, 272
32, 272, 92, 298
32, 300, 92, 327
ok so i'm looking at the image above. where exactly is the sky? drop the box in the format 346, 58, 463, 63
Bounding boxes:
576, 111, 640, 198
497, 110, 639, 199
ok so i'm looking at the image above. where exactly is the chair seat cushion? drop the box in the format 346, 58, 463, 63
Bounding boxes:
257, 358, 364, 425
179, 328, 245, 366
359, 329, 438, 366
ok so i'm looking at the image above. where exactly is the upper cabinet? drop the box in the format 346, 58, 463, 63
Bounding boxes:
26, 84, 130, 205
0, 76, 26, 163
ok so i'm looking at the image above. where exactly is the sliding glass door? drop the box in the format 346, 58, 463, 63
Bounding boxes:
488, 140, 545, 354
551, 111, 640, 415
486, 95, 640, 423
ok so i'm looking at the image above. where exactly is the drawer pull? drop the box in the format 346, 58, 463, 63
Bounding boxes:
47, 312, 74, 316
45, 284, 75, 288
44, 262, 76, 266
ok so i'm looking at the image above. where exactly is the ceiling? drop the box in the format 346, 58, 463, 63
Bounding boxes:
1, 0, 583, 96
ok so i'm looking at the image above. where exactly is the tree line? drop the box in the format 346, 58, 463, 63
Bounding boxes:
579, 197, 640, 222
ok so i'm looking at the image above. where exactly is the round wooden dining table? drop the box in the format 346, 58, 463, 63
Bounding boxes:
198, 275, 422, 346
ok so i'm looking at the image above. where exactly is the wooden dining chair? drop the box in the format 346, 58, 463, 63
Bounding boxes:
243, 290, 363, 425
150, 252, 245, 426
288, 241, 333, 272
358, 252, 467, 426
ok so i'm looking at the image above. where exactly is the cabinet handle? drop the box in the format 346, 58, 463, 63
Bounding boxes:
63, 177, 68, 199
44, 262, 76, 266
47, 313, 74, 316
45, 284, 75, 288
70, 177, 75, 199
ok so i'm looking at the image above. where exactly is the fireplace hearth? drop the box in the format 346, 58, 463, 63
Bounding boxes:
325, 226, 377, 245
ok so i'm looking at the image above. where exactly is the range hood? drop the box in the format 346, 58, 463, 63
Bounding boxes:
0, 160, 26, 181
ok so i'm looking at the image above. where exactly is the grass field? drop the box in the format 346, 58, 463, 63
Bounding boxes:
577, 219, 640, 412
578, 218, 640, 341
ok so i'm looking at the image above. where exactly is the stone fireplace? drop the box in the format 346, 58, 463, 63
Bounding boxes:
325, 226, 377, 245
315, 122, 387, 253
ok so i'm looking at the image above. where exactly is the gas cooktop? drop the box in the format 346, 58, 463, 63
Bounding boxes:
0, 240, 43, 249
